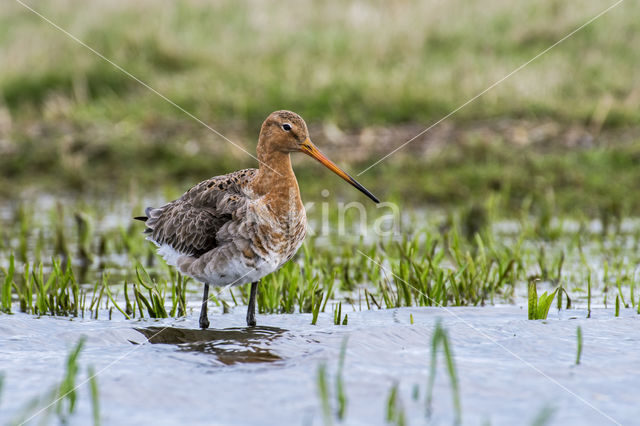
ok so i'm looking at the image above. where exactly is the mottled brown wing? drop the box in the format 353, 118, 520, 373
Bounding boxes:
146, 203, 230, 257
138, 169, 257, 257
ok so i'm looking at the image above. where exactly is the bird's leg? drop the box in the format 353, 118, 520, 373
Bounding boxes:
199, 283, 210, 329
246, 281, 259, 327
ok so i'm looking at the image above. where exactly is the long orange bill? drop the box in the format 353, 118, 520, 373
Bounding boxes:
300, 138, 380, 203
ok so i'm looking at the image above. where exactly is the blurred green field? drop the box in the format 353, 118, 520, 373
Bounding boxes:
1, 0, 639, 214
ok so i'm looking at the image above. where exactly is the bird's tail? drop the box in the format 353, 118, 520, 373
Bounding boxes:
134, 207, 154, 234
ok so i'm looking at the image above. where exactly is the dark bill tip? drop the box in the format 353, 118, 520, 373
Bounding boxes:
348, 175, 380, 204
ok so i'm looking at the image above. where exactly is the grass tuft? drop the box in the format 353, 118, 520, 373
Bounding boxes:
528, 279, 558, 320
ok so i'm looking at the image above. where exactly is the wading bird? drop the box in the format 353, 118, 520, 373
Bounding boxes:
135, 111, 379, 329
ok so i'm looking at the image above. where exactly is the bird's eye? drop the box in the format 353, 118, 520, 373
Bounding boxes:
282, 123, 292, 131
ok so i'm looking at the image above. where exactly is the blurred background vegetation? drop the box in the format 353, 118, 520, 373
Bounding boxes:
1, 0, 639, 215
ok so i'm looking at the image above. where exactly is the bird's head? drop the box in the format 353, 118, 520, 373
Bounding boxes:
259, 110, 379, 203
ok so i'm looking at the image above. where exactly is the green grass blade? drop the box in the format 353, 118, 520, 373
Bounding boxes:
536, 289, 558, 320
316, 363, 332, 426
1, 253, 14, 313
336, 337, 348, 420
575, 326, 583, 365
88, 366, 100, 426
528, 279, 538, 320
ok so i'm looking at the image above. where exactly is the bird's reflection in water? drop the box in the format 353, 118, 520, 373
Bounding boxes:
134, 326, 287, 365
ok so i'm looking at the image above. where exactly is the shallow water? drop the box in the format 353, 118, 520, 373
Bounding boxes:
1, 199, 640, 424
1, 306, 638, 425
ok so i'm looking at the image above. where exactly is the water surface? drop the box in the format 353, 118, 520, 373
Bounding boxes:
1, 306, 637, 425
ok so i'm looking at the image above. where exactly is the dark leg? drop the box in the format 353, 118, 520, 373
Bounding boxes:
246, 281, 259, 327
199, 283, 210, 329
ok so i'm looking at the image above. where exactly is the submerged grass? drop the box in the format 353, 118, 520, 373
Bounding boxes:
385, 383, 406, 426
575, 326, 583, 365
314, 324, 463, 424
316, 338, 349, 425
56, 338, 85, 422
336, 338, 348, 421
88, 366, 100, 426
531, 406, 556, 426
7, 337, 100, 426
316, 363, 332, 426
426, 321, 461, 425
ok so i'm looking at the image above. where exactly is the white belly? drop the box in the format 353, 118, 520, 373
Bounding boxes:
201, 255, 281, 287
161, 243, 295, 288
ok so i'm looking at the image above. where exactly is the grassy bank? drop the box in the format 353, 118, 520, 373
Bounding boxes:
2, 124, 640, 217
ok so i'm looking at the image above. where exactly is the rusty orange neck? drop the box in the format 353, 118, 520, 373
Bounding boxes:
252, 148, 304, 217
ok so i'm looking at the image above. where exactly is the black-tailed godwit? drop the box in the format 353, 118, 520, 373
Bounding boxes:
135, 110, 379, 329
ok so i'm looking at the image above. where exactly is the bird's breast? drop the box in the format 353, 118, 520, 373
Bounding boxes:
250, 201, 307, 264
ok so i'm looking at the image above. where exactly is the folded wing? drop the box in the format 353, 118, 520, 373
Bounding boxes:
134, 169, 257, 258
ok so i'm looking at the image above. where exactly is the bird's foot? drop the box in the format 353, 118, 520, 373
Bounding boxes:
199, 312, 210, 329
246, 281, 258, 327
246, 313, 256, 327
199, 282, 210, 329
